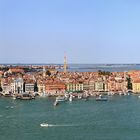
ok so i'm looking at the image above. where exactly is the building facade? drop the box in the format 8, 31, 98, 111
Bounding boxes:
132, 79, 140, 93
11, 78, 24, 94
46, 82, 66, 95
66, 83, 84, 92
25, 83, 35, 93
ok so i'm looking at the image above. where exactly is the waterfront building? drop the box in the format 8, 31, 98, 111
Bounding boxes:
11, 78, 24, 94
66, 82, 84, 92
108, 80, 116, 92
45, 81, 66, 96
1, 83, 11, 94
94, 81, 105, 92
115, 80, 127, 92
25, 80, 35, 93
88, 79, 95, 91
37, 81, 46, 96
132, 79, 140, 93
104, 81, 108, 91
83, 82, 90, 91
107, 77, 127, 93
1, 78, 11, 92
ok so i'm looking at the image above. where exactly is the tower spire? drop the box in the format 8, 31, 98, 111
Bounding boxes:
64, 55, 67, 73
43, 66, 46, 77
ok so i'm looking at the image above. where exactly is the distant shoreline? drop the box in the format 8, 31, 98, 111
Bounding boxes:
0, 63, 140, 65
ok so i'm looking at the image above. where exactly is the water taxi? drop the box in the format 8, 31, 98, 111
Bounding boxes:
16, 93, 35, 100
40, 123, 49, 127
69, 95, 73, 102
56, 96, 66, 102
54, 100, 59, 106
96, 95, 108, 101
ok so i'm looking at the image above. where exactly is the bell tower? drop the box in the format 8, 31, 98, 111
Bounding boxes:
64, 55, 67, 73
43, 66, 46, 77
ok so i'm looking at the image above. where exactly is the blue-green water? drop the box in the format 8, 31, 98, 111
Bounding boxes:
0, 95, 140, 140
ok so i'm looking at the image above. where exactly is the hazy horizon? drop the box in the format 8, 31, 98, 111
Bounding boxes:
0, 63, 140, 65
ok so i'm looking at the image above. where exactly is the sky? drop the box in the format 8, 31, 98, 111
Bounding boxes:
0, 0, 140, 64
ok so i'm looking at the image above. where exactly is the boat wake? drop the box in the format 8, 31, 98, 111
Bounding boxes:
48, 124, 78, 127
5, 106, 15, 109
40, 123, 80, 128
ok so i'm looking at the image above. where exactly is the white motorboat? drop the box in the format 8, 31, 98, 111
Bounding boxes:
69, 95, 73, 102
54, 100, 59, 106
56, 96, 66, 102
78, 94, 82, 99
40, 123, 49, 127
108, 92, 114, 96
53, 96, 66, 106
64, 93, 69, 100
12, 95, 16, 100
13, 96, 16, 100
96, 95, 108, 101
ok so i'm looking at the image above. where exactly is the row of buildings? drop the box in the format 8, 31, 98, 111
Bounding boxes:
1, 66, 140, 96
0, 67, 128, 96
0, 76, 128, 96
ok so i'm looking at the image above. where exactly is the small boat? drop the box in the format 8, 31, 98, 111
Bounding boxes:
64, 93, 69, 100
69, 95, 73, 102
54, 101, 59, 106
19, 95, 32, 100
108, 92, 114, 96
3, 92, 12, 97
83, 95, 89, 101
78, 94, 82, 99
16, 93, 35, 100
13, 96, 16, 100
12, 95, 16, 100
96, 95, 108, 101
56, 96, 66, 102
127, 92, 130, 96
53, 96, 65, 106
119, 92, 126, 96
40, 123, 49, 127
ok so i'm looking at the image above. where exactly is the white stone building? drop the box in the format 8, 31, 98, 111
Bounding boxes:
11, 78, 24, 94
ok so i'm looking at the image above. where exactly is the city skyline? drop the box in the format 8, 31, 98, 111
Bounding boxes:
1, 0, 140, 63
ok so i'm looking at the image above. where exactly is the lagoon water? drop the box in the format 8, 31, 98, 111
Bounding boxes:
1, 95, 140, 140
68, 64, 140, 72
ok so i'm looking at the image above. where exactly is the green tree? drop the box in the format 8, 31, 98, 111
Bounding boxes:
34, 82, 38, 92
23, 82, 25, 92
127, 76, 132, 90
0, 86, 2, 92
98, 70, 111, 76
